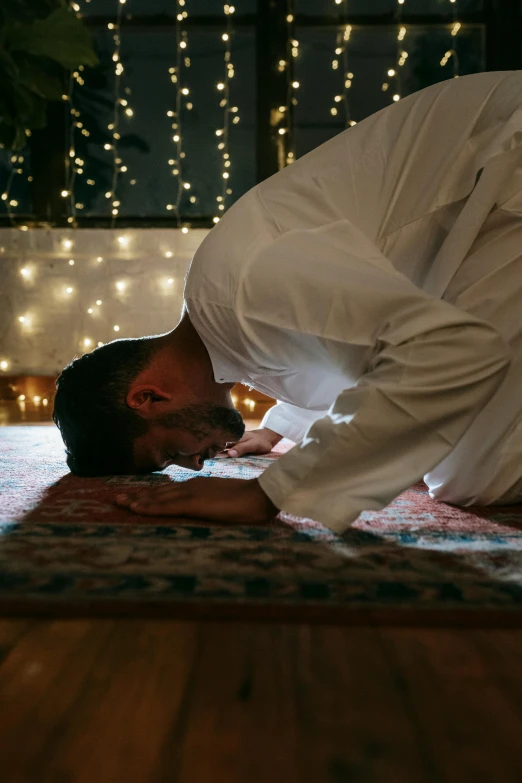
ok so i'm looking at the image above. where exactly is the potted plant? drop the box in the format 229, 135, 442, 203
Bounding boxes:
0, 0, 98, 151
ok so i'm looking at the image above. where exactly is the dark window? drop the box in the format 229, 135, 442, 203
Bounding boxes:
0, 0, 519, 227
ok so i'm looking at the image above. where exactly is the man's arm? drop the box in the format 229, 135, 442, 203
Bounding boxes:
260, 401, 328, 444
239, 222, 512, 533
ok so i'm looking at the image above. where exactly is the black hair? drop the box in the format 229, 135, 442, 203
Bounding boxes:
52, 337, 158, 476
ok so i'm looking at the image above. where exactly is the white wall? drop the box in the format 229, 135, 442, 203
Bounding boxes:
0, 227, 210, 375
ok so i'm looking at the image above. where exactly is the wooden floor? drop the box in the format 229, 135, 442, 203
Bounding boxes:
0, 619, 521, 783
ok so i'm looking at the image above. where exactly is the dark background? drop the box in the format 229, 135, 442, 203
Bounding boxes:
0, 0, 520, 226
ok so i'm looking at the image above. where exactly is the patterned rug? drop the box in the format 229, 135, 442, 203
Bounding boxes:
1, 425, 522, 623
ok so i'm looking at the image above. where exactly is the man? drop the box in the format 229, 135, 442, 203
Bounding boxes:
53, 71, 522, 533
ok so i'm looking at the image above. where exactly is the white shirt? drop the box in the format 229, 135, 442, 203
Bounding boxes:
184, 71, 522, 533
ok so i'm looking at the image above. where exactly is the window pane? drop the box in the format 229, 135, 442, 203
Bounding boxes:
0, 150, 32, 218
81, 0, 257, 17
72, 27, 256, 218
293, 23, 484, 159
295, 0, 483, 14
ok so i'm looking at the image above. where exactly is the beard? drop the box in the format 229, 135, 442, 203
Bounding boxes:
156, 402, 245, 443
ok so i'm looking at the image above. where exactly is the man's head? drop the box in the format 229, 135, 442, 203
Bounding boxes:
53, 324, 245, 476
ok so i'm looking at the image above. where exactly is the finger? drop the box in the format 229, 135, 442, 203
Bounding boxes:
127, 499, 183, 516
115, 494, 136, 507
226, 440, 256, 457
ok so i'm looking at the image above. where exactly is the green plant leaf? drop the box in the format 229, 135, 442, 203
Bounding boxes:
8, 6, 99, 69
18, 62, 63, 100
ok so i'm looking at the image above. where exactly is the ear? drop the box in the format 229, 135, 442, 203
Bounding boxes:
126, 384, 172, 414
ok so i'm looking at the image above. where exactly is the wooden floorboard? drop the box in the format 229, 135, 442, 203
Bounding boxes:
0, 620, 521, 782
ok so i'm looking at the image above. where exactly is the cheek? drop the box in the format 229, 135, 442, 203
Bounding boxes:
171, 432, 203, 455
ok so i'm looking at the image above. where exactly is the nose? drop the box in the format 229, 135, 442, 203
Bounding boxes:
174, 453, 205, 471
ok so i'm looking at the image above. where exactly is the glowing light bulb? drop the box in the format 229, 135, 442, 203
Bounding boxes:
183, 182, 191, 189
116, 281, 126, 291
66, 287, 73, 294
125, 108, 133, 117
18, 394, 26, 401
117, 236, 129, 246
113, 325, 120, 332
61, 190, 69, 197
96, 300, 102, 306
84, 338, 92, 347
69, 259, 75, 265
165, 251, 173, 258
20, 268, 30, 278
33, 396, 41, 405
181, 227, 189, 234
62, 239, 73, 250
0, 361, 8, 371
19, 316, 25, 323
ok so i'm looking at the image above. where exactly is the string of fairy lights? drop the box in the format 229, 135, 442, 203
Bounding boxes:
0, 155, 25, 223
382, 0, 461, 102
272, 2, 298, 168
107, 0, 131, 226
213, 3, 239, 224
166, 0, 198, 223
441, 0, 462, 78
330, 0, 356, 128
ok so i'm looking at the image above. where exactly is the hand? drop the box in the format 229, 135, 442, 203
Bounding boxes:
115, 477, 280, 525
223, 427, 283, 458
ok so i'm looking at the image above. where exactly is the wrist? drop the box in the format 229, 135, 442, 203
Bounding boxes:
262, 427, 284, 446
251, 479, 280, 517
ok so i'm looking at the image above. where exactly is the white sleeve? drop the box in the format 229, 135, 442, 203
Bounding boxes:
260, 401, 327, 443
241, 223, 512, 533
